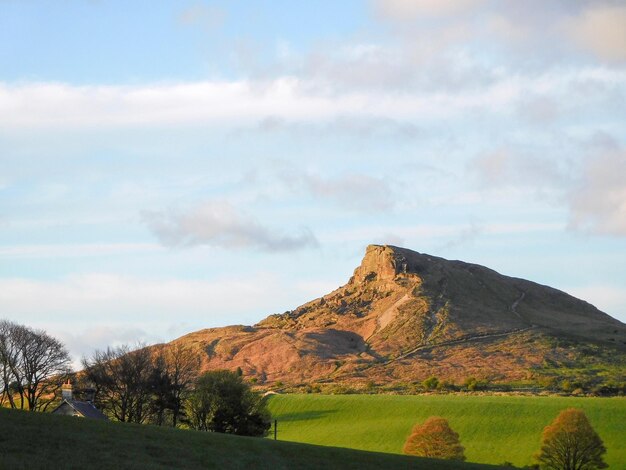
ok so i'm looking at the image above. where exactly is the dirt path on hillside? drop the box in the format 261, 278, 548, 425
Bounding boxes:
387, 325, 537, 364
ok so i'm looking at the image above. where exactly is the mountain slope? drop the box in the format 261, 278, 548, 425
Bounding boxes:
169, 245, 626, 387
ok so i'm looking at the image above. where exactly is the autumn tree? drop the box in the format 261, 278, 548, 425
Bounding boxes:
535, 408, 607, 470
403, 416, 465, 460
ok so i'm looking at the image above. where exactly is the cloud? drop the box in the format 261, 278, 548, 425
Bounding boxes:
436, 222, 484, 251
565, 4, 626, 62
257, 115, 420, 139
53, 326, 157, 368
568, 146, 626, 236
177, 4, 226, 31
2, 67, 622, 130
0, 272, 351, 363
143, 200, 318, 251
0, 243, 161, 259
373, 0, 488, 19
516, 94, 560, 124
0, 272, 291, 323
469, 148, 567, 190
300, 173, 394, 213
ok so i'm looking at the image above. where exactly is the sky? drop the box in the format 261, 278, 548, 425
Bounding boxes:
1, 0, 625, 365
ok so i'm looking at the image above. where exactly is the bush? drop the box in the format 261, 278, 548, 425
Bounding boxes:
422, 376, 439, 390
403, 417, 465, 460
464, 377, 488, 391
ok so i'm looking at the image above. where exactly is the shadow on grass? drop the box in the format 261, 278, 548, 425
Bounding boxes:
277, 409, 337, 422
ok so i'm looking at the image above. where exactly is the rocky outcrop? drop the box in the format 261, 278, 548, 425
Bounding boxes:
166, 245, 626, 386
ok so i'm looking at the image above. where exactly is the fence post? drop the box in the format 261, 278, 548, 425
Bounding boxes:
274, 419, 277, 440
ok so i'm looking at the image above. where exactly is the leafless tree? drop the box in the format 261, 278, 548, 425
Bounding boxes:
165, 343, 200, 427
0, 320, 21, 408
0, 320, 71, 411
82, 344, 154, 423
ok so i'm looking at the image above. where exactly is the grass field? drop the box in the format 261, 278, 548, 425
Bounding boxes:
0, 407, 501, 469
267, 394, 626, 468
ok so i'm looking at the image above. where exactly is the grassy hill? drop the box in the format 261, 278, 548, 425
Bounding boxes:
267, 394, 626, 468
0, 407, 500, 470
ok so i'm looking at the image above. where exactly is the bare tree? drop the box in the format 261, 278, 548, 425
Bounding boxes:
165, 343, 200, 427
83, 344, 154, 423
0, 320, 21, 408
0, 320, 71, 411
21, 328, 72, 411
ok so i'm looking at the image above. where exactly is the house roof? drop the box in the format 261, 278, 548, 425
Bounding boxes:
53, 400, 108, 420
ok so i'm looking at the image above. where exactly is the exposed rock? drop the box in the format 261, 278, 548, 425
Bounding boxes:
165, 245, 626, 386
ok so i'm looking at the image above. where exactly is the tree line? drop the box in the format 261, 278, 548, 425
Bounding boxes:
1, 320, 271, 437
80, 342, 269, 435
80, 343, 271, 436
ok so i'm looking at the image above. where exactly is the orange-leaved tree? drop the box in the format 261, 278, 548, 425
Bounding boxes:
403, 416, 465, 460
535, 408, 607, 470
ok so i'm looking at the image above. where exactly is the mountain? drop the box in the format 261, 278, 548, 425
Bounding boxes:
167, 245, 626, 389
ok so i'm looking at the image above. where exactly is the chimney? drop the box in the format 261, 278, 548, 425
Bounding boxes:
62, 380, 73, 401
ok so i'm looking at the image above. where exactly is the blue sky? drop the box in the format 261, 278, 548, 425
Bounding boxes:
1, 0, 626, 364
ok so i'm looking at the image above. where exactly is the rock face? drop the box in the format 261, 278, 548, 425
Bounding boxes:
352, 245, 407, 283
167, 245, 626, 386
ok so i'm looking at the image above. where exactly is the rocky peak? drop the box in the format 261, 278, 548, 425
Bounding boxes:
351, 245, 410, 284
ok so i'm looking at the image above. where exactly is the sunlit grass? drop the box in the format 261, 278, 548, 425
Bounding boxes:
267, 394, 626, 468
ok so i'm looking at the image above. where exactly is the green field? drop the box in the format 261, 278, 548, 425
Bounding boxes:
0, 407, 500, 469
267, 394, 626, 468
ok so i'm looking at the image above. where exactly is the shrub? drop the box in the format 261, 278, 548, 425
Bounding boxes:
422, 376, 439, 390
403, 416, 465, 460
464, 377, 488, 391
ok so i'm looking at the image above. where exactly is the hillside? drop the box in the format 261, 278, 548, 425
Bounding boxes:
0, 407, 500, 469
266, 394, 626, 468
166, 245, 626, 388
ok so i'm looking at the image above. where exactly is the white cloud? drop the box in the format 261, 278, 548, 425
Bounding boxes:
0, 272, 290, 323
52, 326, 159, 368
0, 243, 161, 259
2, 68, 622, 130
469, 148, 567, 190
177, 4, 225, 31
373, 0, 488, 19
143, 200, 318, 251
320, 222, 560, 244
287, 173, 394, 213
0, 272, 347, 364
565, 5, 626, 62
568, 147, 626, 236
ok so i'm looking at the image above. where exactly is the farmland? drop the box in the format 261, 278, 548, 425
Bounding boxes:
267, 394, 626, 468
